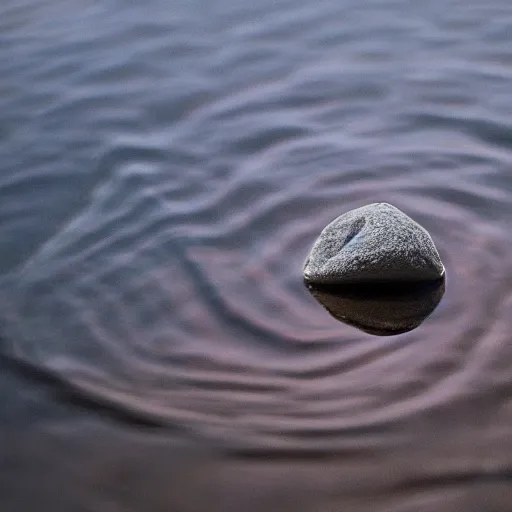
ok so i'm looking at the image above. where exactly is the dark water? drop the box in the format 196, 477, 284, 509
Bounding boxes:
1, 0, 512, 510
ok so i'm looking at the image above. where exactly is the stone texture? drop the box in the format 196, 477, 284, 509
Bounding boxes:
304, 203, 445, 284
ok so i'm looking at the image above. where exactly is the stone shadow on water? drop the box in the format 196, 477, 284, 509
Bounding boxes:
305, 277, 446, 336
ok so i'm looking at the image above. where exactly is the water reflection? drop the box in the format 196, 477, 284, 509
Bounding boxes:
1, 0, 512, 508
305, 277, 446, 335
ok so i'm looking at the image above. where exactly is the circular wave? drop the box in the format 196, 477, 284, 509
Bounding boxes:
0, 0, 511, 469
0, 137, 510, 460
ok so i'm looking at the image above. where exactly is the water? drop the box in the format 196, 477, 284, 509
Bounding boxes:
0, 0, 512, 510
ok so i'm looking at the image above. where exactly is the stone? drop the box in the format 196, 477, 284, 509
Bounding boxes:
303, 203, 445, 284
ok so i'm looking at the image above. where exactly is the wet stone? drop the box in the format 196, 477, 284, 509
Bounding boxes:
304, 203, 445, 285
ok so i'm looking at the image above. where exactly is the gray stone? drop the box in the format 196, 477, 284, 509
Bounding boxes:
304, 203, 445, 284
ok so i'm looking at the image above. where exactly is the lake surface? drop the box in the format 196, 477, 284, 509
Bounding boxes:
1, 0, 512, 510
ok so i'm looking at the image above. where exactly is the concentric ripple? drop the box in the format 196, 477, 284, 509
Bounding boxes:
0, 0, 511, 479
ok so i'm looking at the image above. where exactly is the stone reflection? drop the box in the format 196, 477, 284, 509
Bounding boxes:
305, 277, 445, 335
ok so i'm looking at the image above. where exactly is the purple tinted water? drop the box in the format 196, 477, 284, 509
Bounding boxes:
0, 0, 511, 509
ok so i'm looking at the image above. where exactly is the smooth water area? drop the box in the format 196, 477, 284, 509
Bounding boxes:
1, 0, 512, 510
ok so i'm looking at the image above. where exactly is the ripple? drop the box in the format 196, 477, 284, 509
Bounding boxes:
0, 134, 509, 459
0, 0, 511, 475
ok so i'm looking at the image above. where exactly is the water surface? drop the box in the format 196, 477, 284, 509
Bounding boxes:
1, 0, 512, 510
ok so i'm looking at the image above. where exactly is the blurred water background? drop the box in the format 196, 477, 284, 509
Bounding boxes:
1, 0, 512, 510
